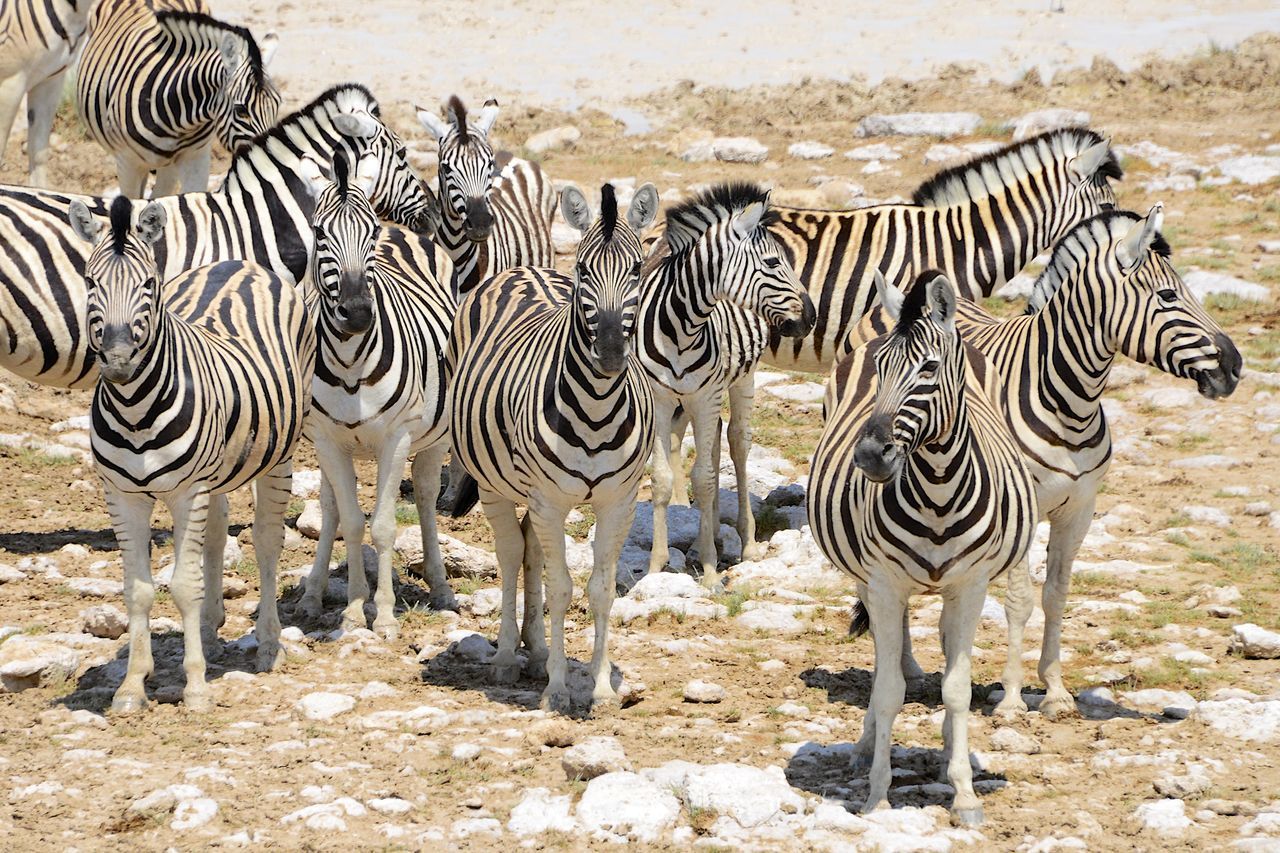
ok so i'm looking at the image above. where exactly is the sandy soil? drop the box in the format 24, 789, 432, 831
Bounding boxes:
0, 15, 1279, 853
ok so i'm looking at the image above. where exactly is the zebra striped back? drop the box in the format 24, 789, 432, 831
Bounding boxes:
77, 1, 281, 192
809, 270, 1035, 592
0, 83, 434, 390
758, 128, 1122, 371
72, 194, 314, 496
416, 96, 555, 296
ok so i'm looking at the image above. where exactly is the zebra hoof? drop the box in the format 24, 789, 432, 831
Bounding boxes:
541, 687, 573, 716
299, 595, 325, 620
184, 688, 214, 713
373, 619, 399, 642
428, 589, 459, 613
1039, 693, 1078, 721
524, 656, 548, 680
491, 663, 521, 685
256, 642, 284, 673
848, 751, 872, 777
949, 805, 984, 827
994, 696, 1029, 718
110, 691, 147, 715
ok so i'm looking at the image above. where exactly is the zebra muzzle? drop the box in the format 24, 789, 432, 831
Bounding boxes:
464, 197, 494, 242
776, 292, 817, 339
852, 419, 903, 483
1195, 332, 1242, 399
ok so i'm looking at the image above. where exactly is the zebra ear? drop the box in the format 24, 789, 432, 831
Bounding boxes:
731, 202, 765, 241
136, 202, 167, 245
873, 270, 905, 322
259, 32, 280, 67
298, 156, 328, 199
415, 105, 449, 140
333, 111, 379, 140
68, 200, 102, 244
925, 273, 957, 334
627, 183, 660, 232
1116, 202, 1164, 273
220, 33, 245, 72
1069, 137, 1112, 183
474, 99, 500, 136
353, 154, 380, 200
560, 185, 593, 233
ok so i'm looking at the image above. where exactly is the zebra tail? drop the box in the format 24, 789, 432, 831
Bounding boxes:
848, 599, 871, 637
447, 471, 481, 518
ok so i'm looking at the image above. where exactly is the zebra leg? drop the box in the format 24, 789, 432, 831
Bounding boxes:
519, 513, 548, 678
996, 557, 1034, 717
1038, 500, 1094, 720
252, 463, 291, 672
177, 142, 213, 194
482, 495, 524, 684
900, 603, 927, 680
370, 431, 413, 641
668, 409, 690, 507
688, 399, 724, 588
324, 452, 369, 633
115, 155, 150, 200
939, 579, 986, 826
647, 396, 678, 575
862, 583, 907, 814
587, 492, 635, 708
728, 379, 764, 561
528, 501, 572, 714
410, 445, 458, 611
104, 485, 157, 715
24, 72, 63, 189
0, 74, 25, 171
199, 493, 229, 651
151, 165, 182, 198
165, 490, 215, 712
301, 474, 338, 619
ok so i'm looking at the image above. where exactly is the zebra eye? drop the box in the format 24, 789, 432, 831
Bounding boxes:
1157, 289, 1178, 303
84, 276, 96, 290
234, 104, 250, 117
917, 359, 940, 380
577, 262, 589, 281
764, 257, 782, 269
631, 261, 642, 277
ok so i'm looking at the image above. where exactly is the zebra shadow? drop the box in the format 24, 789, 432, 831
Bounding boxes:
274, 551, 447, 636
0, 524, 249, 555
419, 638, 628, 719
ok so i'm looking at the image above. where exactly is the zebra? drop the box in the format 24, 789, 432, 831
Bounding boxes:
661, 129, 1120, 537
448, 182, 659, 713
76, 1, 282, 197
840, 205, 1242, 720
638, 183, 815, 588
68, 194, 314, 713
807, 270, 1037, 825
296, 150, 458, 639
0, 82, 437, 391
415, 95, 555, 296
0, 0, 91, 187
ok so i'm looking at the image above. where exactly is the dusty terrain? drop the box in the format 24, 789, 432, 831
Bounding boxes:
0, 24, 1279, 853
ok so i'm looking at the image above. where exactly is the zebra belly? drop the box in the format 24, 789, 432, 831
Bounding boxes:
309, 388, 447, 461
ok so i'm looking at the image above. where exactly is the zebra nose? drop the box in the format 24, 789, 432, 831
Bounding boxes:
464, 197, 493, 241
852, 419, 901, 482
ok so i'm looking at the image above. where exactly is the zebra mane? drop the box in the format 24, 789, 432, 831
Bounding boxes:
911, 128, 1123, 208
448, 95, 468, 140
108, 195, 133, 256
154, 11, 267, 86
663, 182, 779, 252
1025, 210, 1172, 313
600, 183, 617, 242
229, 83, 379, 161
332, 151, 350, 198
894, 270, 946, 336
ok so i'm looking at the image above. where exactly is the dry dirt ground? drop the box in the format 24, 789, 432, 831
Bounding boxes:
1, 36, 1280, 853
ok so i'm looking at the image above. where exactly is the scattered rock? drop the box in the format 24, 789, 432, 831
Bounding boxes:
395, 528, 497, 578
1012, 108, 1090, 141
508, 787, 577, 835
552, 220, 582, 255
0, 636, 80, 692
291, 468, 322, 496
1133, 798, 1194, 836
1216, 155, 1280, 185
736, 601, 808, 634
990, 726, 1041, 754
562, 736, 632, 780
525, 125, 581, 154
818, 179, 864, 208
788, 141, 833, 160
81, 604, 127, 640
576, 771, 680, 843
1154, 764, 1212, 799
1182, 270, 1270, 302
1243, 502, 1273, 517
66, 578, 123, 598
681, 137, 768, 164
452, 743, 482, 762
1230, 624, 1280, 659
996, 273, 1036, 301
1140, 387, 1201, 409
1182, 505, 1231, 528
857, 112, 982, 138
295, 500, 323, 539
527, 717, 576, 748
1171, 455, 1242, 470
683, 680, 727, 703
0, 564, 25, 584
649, 761, 805, 829
295, 692, 356, 721
368, 797, 412, 815
1192, 699, 1280, 742
844, 143, 901, 161
1120, 688, 1197, 716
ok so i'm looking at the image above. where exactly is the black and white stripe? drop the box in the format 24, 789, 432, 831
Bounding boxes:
296, 150, 458, 637
416, 96, 555, 296
637, 182, 815, 587
69, 194, 315, 714
0, 0, 91, 186
807, 271, 1037, 824
844, 206, 1242, 720
448, 182, 659, 714
76, 0, 280, 197
0, 83, 436, 390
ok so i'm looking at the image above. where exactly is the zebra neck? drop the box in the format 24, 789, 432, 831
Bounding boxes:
94, 311, 182, 424
316, 305, 381, 379
939, 199, 1040, 295
646, 250, 720, 345
1035, 272, 1116, 406
908, 392, 974, 478
435, 204, 485, 293
564, 307, 628, 401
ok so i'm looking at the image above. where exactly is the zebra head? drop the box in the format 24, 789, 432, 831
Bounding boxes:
665, 183, 815, 336
1104, 205, 1242, 399
562, 182, 660, 376
853, 271, 964, 483
329, 107, 440, 236
301, 152, 380, 337
415, 96, 501, 243
67, 196, 167, 385
1057, 130, 1122, 228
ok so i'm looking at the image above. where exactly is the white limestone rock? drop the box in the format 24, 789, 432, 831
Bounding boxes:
1182, 505, 1231, 528
295, 499, 323, 539
681, 137, 768, 164
683, 679, 727, 703
736, 601, 808, 634
1182, 270, 1270, 302
995, 273, 1036, 301
788, 141, 834, 160
394, 527, 497, 578
508, 787, 577, 835
1133, 798, 1193, 836
1229, 624, 1280, 659
81, 604, 127, 640
1216, 155, 1280, 185
290, 469, 322, 496
0, 636, 80, 692
1154, 764, 1212, 799
552, 220, 583, 255
66, 577, 123, 598
990, 726, 1041, 755
857, 112, 982, 138
576, 771, 680, 843
1012, 108, 1090, 140
1120, 688, 1197, 716
295, 692, 357, 721
0, 563, 24, 584
525, 125, 581, 154
844, 143, 901, 161
648, 761, 805, 829
562, 736, 632, 780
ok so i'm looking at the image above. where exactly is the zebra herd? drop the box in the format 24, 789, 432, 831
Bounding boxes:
0, 0, 1246, 827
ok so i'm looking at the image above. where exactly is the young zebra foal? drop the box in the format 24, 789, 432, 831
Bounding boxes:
449, 182, 659, 713
69, 195, 315, 713
298, 151, 458, 636
808, 271, 1037, 825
